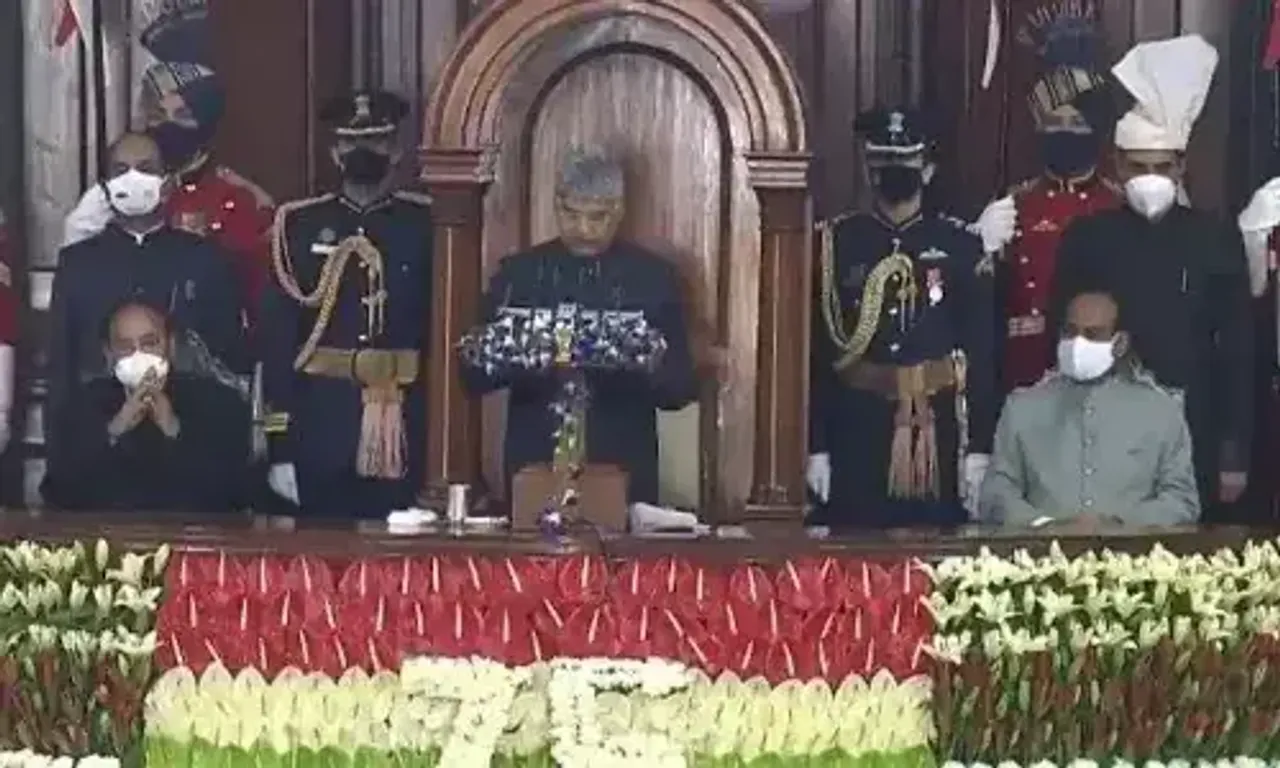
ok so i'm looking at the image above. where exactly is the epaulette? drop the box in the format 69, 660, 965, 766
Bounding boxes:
393, 190, 433, 206
1006, 177, 1038, 198
215, 166, 274, 209
272, 193, 335, 233
815, 210, 856, 231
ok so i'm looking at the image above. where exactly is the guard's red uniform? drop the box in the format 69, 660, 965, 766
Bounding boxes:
0, 211, 16, 346
167, 164, 274, 324
1002, 171, 1121, 389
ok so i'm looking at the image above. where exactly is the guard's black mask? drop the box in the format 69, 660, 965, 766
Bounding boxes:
1040, 131, 1099, 177
873, 166, 923, 204
339, 148, 392, 185
151, 121, 216, 173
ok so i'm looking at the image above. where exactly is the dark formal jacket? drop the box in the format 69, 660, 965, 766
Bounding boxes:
41, 374, 250, 512
48, 225, 249, 462
464, 239, 699, 504
1049, 205, 1254, 477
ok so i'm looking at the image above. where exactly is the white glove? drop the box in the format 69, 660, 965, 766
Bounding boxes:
806, 453, 831, 503
62, 184, 113, 248
974, 196, 1017, 253
1240, 177, 1280, 233
1243, 229, 1271, 298
962, 453, 990, 518
267, 463, 299, 505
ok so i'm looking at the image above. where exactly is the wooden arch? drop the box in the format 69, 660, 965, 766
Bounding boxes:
419, 0, 812, 523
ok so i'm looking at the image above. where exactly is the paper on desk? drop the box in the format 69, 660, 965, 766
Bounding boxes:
387, 508, 439, 530
629, 502, 707, 533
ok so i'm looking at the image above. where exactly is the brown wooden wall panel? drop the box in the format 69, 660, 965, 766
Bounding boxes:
363, 0, 1240, 217
208, 0, 352, 202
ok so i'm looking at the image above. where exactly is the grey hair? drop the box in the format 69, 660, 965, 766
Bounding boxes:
556, 146, 624, 200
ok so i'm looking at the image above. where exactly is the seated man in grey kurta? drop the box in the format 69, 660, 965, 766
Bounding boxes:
979, 289, 1199, 527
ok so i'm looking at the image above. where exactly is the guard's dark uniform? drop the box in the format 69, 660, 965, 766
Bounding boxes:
1049, 206, 1254, 517
259, 92, 432, 518
463, 239, 698, 504
47, 225, 249, 463
811, 111, 996, 528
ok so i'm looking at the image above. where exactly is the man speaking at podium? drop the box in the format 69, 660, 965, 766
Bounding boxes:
464, 147, 698, 505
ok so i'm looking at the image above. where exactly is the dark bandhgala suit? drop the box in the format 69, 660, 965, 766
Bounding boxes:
41, 374, 250, 512
47, 224, 249, 464
464, 239, 698, 505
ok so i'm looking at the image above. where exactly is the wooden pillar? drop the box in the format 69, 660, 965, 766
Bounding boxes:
419, 148, 492, 505
743, 153, 812, 526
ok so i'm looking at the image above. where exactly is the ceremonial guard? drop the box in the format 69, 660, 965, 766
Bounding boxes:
1050, 36, 1254, 517
0, 207, 14, 456
974, 0, 1120, 391
260, 91, 432, 518
807, 109, 996, 527
146, 62, 275, 318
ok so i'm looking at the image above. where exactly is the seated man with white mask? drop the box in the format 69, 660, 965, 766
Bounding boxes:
42, 301, 251, 511
48, 132, 248, 474
979, 289, 1199, 528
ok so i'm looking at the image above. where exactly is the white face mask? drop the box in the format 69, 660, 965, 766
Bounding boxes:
1057, 336, 1116, 381
1124, 173, 1177, 220
113, 351, 169, 389
103, 168, 164, 217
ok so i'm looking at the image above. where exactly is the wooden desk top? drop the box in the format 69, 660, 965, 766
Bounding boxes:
2, 509, 1275, 560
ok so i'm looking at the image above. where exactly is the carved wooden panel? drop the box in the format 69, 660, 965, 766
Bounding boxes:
524, 51, 724, 509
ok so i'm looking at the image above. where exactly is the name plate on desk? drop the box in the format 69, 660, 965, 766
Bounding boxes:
511, 464, 629, 531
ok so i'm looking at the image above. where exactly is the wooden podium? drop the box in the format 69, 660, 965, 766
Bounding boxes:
510, 463, 629, 531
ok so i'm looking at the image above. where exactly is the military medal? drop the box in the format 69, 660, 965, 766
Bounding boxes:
927, 268, 944, 305
176, 211, 207, 235
311, 227, 338, 255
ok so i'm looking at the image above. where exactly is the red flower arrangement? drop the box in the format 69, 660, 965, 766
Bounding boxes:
155, 551, 935, 684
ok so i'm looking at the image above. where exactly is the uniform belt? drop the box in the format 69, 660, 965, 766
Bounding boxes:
1007, 314, 1046, 338
838, 354, 961, 501
302, 346, 419, 387
837, 356, 957, 399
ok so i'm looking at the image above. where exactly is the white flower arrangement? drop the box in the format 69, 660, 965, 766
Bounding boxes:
546, 657, 694, 768
0, 541, 168, 625
927, 540, 1280, 656
943, 759, 1280, 768
400, 656, 531, 767
0, 751, 119, 768
145, 656, 935, 764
